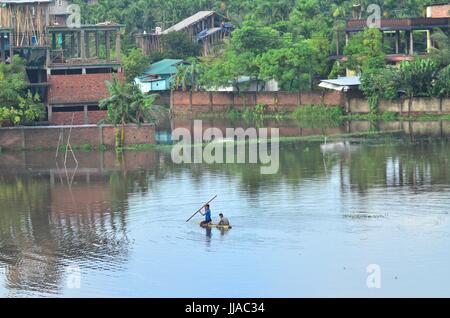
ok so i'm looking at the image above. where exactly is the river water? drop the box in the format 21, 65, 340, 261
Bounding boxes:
1, 119, 450, 297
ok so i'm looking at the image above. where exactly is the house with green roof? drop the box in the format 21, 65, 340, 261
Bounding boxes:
135, 59, 186, 93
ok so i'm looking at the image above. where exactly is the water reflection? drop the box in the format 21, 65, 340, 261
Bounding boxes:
1, 119, 450, 296
0, 152, 160, 296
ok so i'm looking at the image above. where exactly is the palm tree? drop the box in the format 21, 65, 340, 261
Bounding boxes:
99, 75, 166, 148
172, 58, 201, 91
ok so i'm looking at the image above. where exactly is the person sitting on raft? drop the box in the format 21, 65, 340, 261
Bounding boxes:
218, 213, 230, 226
200, 204, 212, 227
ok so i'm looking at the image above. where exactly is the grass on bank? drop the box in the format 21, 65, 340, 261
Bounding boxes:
188, 104, 450, 124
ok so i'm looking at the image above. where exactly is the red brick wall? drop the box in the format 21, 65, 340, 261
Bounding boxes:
0, 124, 155, 151
51, 112, 86, 125
428, 4, 450, 18
172, 91, 346, 114
48, 71, 124, 105
50, 110, 108, 125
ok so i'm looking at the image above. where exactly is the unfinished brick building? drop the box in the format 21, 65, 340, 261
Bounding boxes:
0, 0, 124, 125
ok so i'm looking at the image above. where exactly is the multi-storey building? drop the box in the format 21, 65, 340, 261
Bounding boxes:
0, 0, 124, 125
335, 3, 449, 68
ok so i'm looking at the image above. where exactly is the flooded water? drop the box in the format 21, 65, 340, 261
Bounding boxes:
2, 119, 450, 297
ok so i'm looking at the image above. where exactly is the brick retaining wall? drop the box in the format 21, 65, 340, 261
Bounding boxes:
0, 124, 155, 151
171, 91, 346, 114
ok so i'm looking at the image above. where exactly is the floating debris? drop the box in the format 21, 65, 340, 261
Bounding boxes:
343, 213, 386, 219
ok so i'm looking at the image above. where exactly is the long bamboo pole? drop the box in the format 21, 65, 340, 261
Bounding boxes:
185, 195, 218, 223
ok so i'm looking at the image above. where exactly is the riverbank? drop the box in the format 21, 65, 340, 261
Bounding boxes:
179, 105, 450, 123
0, 124, 156, 152
0, 128, 410, 153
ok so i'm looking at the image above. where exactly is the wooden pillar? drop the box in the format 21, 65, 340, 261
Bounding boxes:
85, 31, 90, 58
395, 31, 400, 54
426, 30, 432, 52
9, 30, 14, 60
404, 31, 409, 54
409, 30, 414, 55
105, 31, 111, 61
77, 31, 82, 58
80, 30, 86, 61
115, 31, 121, 62
95, 31, 100, 58
0, 33, 4, 62
70, 32, 76, 58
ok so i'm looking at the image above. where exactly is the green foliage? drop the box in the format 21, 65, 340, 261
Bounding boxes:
0, 56, 44, 126
360, 66, 399, 113
172, 58, 201, 91
258, 35, 323, 91
99, 75, 165, 126
432, 65, 450, 98
361, 55, 449, 112
398, 58, 438, 98
380, 111, 399, 121
430, 29, 450, 68
122, 48, 150, 83
292, 105, 343, 127
99, 75, 167, 147
198, 47, 245, 90
254, 103, 267, 114
328, 61, 346, 79
343, 28, 385, 74
161, 32, 201, 59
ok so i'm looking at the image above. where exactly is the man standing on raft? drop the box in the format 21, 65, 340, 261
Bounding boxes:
200, 204, 212, 227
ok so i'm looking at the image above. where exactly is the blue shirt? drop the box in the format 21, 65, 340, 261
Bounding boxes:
205, 208, 211, 222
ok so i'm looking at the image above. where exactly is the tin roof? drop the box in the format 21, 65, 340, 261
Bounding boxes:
319, 76, 361, 91
142, 59, 184, 76
162, 11, 215, 34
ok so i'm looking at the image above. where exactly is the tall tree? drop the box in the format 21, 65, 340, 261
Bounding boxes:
343, 28, 385, 74
0, 56, 44, 126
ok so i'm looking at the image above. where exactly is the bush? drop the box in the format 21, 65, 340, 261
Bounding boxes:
381, 111, 399, 121
255, 103, 267, 114
360, 66, 399, 114
292, 105, 343, 127
398, 58, 438, 98
432, 65, 450, 98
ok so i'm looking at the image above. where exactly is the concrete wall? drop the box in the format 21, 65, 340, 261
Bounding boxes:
173, 92, 450, 115
0, 124, 155, 151
349, 97, 449, 114
171, 91, 346, 114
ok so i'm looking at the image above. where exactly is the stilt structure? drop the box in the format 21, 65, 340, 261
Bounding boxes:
135, 11, 233, 57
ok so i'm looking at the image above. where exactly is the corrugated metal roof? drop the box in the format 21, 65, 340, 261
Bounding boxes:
162, 11, 215, 34
319, 76, 360, 92
320, 76, 361, 86
196, 27, 223, 40
142, 59, 184, 76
